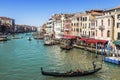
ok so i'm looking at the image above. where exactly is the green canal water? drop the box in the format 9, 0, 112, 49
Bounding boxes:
0, 34, 120, 80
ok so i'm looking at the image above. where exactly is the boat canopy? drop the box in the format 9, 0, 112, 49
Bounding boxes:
113, 40, 120, 45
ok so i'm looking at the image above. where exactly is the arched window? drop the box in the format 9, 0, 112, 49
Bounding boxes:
101, 20, 103, 26
93, 32, 95, 36
107, 30, 110, 37
80, 28, 82, 32
96, 30, 97, 36
108, 19, 110, 26
96, 21, 97, 26
89, 31, 90, 36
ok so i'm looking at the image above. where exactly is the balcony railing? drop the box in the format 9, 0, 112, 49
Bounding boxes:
90, 26, 95, 30
99, 25, 105, 31
64, 28, 70, 31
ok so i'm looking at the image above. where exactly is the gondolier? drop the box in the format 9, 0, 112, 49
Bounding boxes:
92, 61, 96, 70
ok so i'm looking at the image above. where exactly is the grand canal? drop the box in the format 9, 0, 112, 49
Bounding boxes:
0, 34, 120, 80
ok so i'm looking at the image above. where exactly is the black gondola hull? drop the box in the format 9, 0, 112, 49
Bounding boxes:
41, 67, 102, 77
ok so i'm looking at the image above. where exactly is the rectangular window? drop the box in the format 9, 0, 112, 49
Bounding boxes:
77, 18, 79, 21
72, 23, 73, 26
81, 23, 82, 26
117, 14, 120, 20
117, 23, 120, 28
77, 23, 79, 27
118, 32, 120, 40
89, 23, 91, 28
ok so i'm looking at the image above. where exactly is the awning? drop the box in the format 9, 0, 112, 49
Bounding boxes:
113, 40, 120, 45
63, 35, 77, 39
85, 39, 108, 45
79, 37, 88, 42
85, 39, 96, 44
96, 39, 108, 44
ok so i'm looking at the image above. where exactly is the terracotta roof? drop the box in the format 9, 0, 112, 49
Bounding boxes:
112, 6, 120, 10
86, 10, 103, 13
105, 6, 120, 11
52, 14, 73, 20
91, 12, 103, 16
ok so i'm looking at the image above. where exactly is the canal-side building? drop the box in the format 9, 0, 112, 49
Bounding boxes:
110, 6, 120, 41
95, 12, 114, 41
94, 6, 120, 41
45, 18, 54, 35
81, 10, 103, 38
71, 13, 82, 37
81, 13, 91, 38
0, 16, 15, 34
87, 10, 103, 38
51, 13, 73, 39
114, 11, 120, 40
71, 10, 103, 38
64, 19, 72, 35
14, 24, 36, 33
14, 24, 25, 33
52, 14, 62, 39
63, 14, 73, 36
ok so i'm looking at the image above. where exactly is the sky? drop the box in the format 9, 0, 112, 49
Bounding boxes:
0, 0, 120, 27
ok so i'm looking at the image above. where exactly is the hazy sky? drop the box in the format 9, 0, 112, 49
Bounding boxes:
0, 0, 120, 27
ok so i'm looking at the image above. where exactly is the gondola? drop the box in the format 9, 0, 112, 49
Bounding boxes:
41, 67, 102, 77
27, 37, 32, 41
60, 45, 73, 50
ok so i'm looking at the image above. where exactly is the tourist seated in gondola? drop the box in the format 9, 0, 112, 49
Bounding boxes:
67, 70, 73, 75
77, 69, 82, 74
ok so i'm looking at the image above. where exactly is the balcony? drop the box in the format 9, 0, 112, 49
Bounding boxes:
99, 25, 105, 31
90, 26, 95, 30
64, 28, 70, 31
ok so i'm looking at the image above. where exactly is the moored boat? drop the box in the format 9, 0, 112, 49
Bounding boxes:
60, 44, 73, 50
34, 36, 44, 39
12, 36, 22, 39
0, 35, 7, 41
27, 37, 32, 41
44, 34, 52, 45
60, 35, 76, 50
41, 67, 102, 77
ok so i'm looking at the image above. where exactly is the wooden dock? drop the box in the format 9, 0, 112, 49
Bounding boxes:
73, 44, 103, 55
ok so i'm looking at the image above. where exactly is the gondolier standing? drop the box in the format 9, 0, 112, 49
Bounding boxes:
92, 61, 96, 71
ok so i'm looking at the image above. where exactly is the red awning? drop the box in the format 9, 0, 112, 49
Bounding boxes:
79, 38, 88, 42
85, 39, 96, 44
85, 39, 108, 45
63, 35, 76, 39
96, 39, 108, 44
